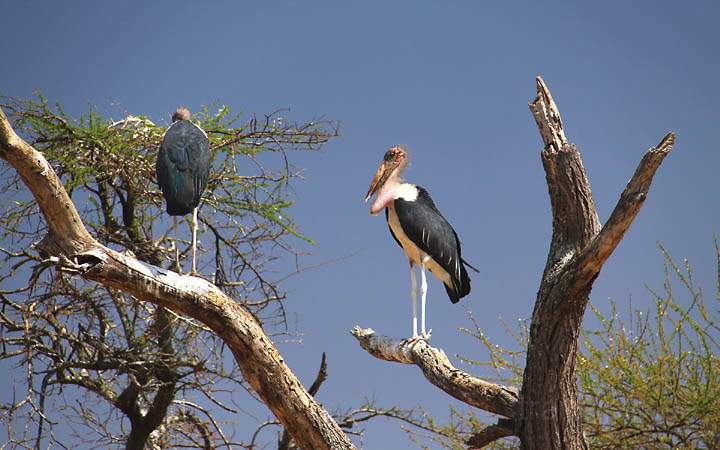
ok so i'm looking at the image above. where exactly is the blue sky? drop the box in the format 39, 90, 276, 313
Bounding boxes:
2, 1, 719, 448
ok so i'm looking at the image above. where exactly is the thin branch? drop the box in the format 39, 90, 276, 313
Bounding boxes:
173, 399, 231, 448
466, 419, 515, 449
308, 352, 328, 397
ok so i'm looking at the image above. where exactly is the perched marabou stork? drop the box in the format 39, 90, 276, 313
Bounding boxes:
365, 145, 477, 339
156, 107, 211, 274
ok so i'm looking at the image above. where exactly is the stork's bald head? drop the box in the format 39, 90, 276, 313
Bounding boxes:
172, 107, 191, 122
383, 145, 408, 166
365, 145, 409, 203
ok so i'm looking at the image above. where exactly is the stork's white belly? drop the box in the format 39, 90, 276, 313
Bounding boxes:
387, 205, 451, 286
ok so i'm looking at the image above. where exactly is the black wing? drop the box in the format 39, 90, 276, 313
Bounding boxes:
394, 186, 472, 303
156, 121, 211, 215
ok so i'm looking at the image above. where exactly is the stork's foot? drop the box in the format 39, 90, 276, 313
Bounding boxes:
405, 330, 432, 345
405, 334, 421, 345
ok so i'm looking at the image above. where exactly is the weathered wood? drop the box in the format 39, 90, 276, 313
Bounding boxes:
573, 132, 675, 286
518, 77, 675, 449
0, 107, 354, 450
351, 327, 518, 419
0, 108, 95, 255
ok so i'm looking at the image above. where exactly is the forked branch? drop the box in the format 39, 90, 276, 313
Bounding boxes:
572, 132, 675, 287
519, 77, 675, 449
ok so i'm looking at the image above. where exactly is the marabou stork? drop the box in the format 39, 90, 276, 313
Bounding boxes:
365, 145, 477, 339
156, 107, 211, 274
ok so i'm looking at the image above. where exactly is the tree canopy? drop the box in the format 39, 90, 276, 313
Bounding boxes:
0, 96, 341, 448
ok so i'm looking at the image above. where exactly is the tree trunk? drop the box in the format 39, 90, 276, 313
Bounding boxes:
517, 77, 674, 449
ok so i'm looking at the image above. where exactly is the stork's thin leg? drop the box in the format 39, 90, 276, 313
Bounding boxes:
191, 207, 198, 274
420, 263, 428, 338
410, 264, 418, 338
173, 216, 180, 272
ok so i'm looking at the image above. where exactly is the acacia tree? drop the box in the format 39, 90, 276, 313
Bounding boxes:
0, 77, 675, 449
579, 245, 720, 448
0, 97, 347, 449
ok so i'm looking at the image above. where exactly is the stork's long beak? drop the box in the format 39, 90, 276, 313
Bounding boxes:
365, 162, 390, 202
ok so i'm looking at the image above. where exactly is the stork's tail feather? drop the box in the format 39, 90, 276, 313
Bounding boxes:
445, 284, 462, 304
462, 258, 480, 273
445, 264, 471, 304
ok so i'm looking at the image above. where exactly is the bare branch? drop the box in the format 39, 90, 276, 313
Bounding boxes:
573, 133, 676, 286
529, 76, 567, 152
351, 327, 518, 419
530, 76, 601, 274
466, 418, 515, 449
308, 352, 328, 396
278, 352, 329, 450
173, 399, 231, 448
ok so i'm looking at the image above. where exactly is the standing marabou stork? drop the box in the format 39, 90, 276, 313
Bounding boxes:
156, 107, 211, 274
365, 145, 477, 339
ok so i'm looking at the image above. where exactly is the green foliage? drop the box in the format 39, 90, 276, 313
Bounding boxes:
0, 96, 336, 300
0, 95, 337, 448
579, 244, 720, 449
422, 244, 720, 449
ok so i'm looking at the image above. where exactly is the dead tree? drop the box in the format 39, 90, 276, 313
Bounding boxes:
352, 76, 675, 449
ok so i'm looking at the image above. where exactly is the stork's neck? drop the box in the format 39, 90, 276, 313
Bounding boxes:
370, 174, 417, 216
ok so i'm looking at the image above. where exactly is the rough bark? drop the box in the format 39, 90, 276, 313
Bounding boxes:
0, 107, 353, 450
353, 76, 675, 449
517, 77, 675, 449
279, 352, 329, 450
